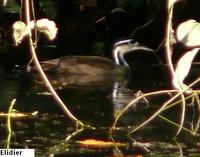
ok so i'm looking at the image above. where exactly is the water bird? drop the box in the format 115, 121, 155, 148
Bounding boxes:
31, 39, 155, 87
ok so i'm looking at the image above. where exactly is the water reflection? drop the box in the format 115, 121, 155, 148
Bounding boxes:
0, 63, 166, 126
0, 67, 135, 156
0, 71, 31, 111
1, 65, 200, 156
0, 65, 149, 127
112, 81, 148, 113
30, 64, 150, 126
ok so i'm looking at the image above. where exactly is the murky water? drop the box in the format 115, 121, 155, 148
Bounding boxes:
0, 66, 200, 157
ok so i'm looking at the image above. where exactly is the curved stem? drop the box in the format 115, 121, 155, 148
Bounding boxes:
110, 76, 200, 135
165, 0, 175, 78
7, 99, 16, 149
165, 0, 186, 136
30, 40, 84, 126
7, 99, 16, 134
24, 0, 85, 127
111, 89, 180, 132
176, 94, 185, 136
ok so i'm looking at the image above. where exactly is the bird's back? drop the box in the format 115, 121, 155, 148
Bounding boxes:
41, 56, 116, 75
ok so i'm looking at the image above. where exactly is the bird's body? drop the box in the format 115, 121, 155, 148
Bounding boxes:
31, 39, 154, 87
41, 56, 126, 76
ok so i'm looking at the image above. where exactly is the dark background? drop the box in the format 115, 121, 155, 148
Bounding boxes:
0, 0, 200, 69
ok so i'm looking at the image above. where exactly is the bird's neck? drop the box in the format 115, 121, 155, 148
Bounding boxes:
113, 47, 130, 68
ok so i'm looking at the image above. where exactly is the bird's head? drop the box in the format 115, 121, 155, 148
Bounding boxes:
112, 39, 154, 67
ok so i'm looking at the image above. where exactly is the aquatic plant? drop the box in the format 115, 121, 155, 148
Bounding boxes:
3, 0, 200, 155
12, 0, 93, 130
111, 0, 200, 138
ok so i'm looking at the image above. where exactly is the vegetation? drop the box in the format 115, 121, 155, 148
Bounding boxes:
1, 0, 200, 156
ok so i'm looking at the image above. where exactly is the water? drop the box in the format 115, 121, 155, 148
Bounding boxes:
0, 66, 200, 157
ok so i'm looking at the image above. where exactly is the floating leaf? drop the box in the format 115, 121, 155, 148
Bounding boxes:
77, 139, 126, 148
13, 21, 28, 45
173, 48, 200, 91
176, 19, 200, 47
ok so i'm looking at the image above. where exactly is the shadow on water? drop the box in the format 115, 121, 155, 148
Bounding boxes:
0, 65, 200, 156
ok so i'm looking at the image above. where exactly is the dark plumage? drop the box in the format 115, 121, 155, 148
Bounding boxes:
32, 39, 154, 86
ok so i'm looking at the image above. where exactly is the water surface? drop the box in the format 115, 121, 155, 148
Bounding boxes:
0, 67, 200, 157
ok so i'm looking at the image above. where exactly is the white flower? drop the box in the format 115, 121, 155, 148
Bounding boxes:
13, 21, 28, 46
3, 0, 7, 6
13, 19, 58, 45
35, 18, 58, 40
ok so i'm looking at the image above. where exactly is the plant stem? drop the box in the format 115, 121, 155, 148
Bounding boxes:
111, 89, 180, 132
24, 0, 85, 127
7, 99, 16, 149
165, 0, 175, 77
110, 82, 200, 134
165, 0, 186, 136
7, 99, 16, 134
158, 115, 197, 135
127, 74, 200, 134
